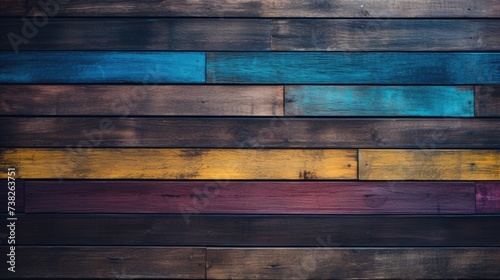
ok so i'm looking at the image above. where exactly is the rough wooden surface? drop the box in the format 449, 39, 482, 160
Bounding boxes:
207, 52, 500, 84
0, 0, 25, 16
285, 86, 474, 117
207, 248, 500, 279
272, 20, 500, 51
6, 214, 500, 246
0, 52, 205, 83
25, 0, 500, 18
24, 181, 475, 214
0, 149, 357, 180
476, 182, 500, 213
1, 118, 498, 148
475, 86, 500, 117
359, 150, 500, 180
0, 247, 205, 279
0, 179, 24, 213
0, 18, 271, 51
0, 85, 283, 116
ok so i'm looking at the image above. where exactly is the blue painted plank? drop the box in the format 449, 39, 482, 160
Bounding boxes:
207, 52, 500, 84
285, 86, 474, 117
0, 52, 205, 83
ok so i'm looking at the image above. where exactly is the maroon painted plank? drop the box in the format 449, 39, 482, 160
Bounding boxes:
476, 182, 500, 213
0, 179, 24, 213
0, 0, 26, 16
25, 181, 475, 214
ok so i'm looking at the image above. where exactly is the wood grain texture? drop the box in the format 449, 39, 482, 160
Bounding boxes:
0, 18, 270, 51
475, 86, 500, 117
0, 149, 356, 180
207, 52, 500, 84
272, 20, 500, 51
476, 182, 500, 213
0, 85, 283, 116
207, 248, 500, 279
0, 52, 205, 83
25, 0, 500, 18
0, 247, 205, 279
24, 181, 474, 214
360, 150, 500, 180
285, 86, 474, 117
0, 179, 24, 213
1, 118, 498, 148
7, 214, 500, 246
0, 0, 25, 16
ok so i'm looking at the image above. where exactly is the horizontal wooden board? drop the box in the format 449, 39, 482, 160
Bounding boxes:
0, 179, 24, 213
285, 86, 474, 117
207, 52, 500, 84
1, 118, 499, 148
0, 247, 205, 278
207, 248, 500, 279
476, 182, 500, 213
0, 52, 205, 83
0, 0, 25, 16
475, 86, 500, 117
24, 181, 474, 214
6, 214, 500, 246
272, 20, 500, 51
0, 85, 283, 116
25, 0, 500, 18
360, 150, 500, 180
0, 18, 270, 51
0, 149, 356, 179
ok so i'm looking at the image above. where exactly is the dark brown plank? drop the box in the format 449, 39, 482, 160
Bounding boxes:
0, 0, 26, 16
5, 214, 500, 246
0, 18, 270, 51
1, 118, 498, 148
0, 85, 283, 116
272, 20, 500, 51
0, 247, 205, 278
476, 86, 500, 117
0, 179, 24, 213
476, 182, 500, 213
26, 0, 500, 18
207, 248, 500, 279
24, 181, 475, 214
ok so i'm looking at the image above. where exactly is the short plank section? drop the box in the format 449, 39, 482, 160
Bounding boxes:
272, 20, 500, 51
0, 52, 205, 83
0, 247, 205, 278
207, 248, 500, 279
0, 18, 271, 51
7, 214, 500, 246
0, 85, 283, 116
207, 52, 500, 84
1, 118, 499, 148
26, 0, 500, 18
0, 179, 24, 213
360, 150, 500, 180
24, 181, 474, 214
475, 86, 500, 117
0, 0, 26, 16
476, 182, 500, 213
285, 86, 473, 117
0, 149, 356, 179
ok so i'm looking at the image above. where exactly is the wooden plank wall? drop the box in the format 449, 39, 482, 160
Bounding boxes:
0, 0, 499, 279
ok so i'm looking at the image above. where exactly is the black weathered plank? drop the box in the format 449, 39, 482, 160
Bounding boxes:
0, 0, 25, 16
3, 214, 500, 246
0, 118, 498, 148
25, 0, 500, 18
0, 18, 270, 51
272, 20, 500, 51
476, 86, 500, 117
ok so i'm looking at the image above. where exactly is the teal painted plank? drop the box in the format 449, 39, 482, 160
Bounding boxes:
207, 52, 500, 84
0, 52, 205, 83
285, 86, 474, 117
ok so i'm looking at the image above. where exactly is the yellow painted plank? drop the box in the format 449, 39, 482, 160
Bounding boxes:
0, 149, 356, 180
359, 149, 499, 180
